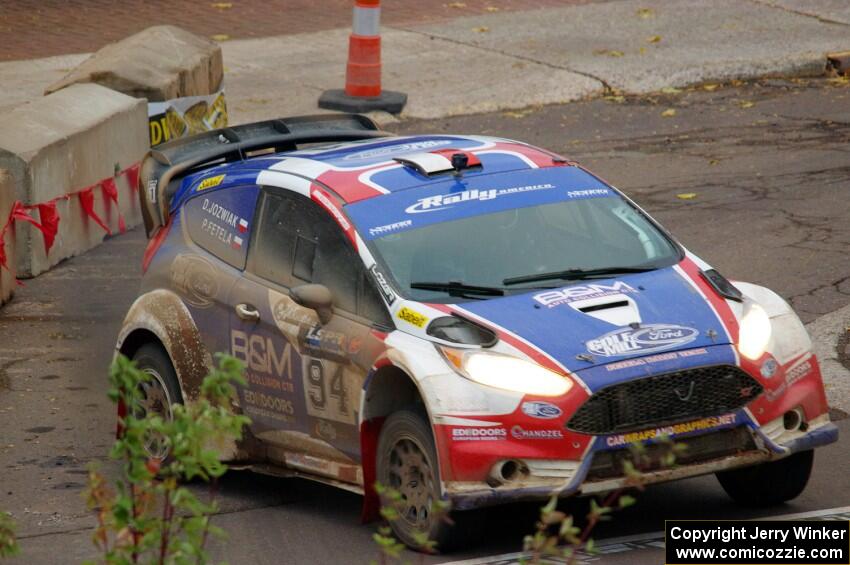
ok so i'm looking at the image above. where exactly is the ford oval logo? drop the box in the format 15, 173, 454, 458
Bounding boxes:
586, 324, 699, 357
521, 401, 563, 419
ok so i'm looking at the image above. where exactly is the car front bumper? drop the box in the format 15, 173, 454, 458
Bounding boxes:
445, 413, 837, 511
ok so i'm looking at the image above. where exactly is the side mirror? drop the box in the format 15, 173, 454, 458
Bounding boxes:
290, 284, 334, 325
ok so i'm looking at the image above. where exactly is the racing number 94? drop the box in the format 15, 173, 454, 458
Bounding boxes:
307, 360, 349, 416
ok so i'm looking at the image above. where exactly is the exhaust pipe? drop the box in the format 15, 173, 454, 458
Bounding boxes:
488, 459, 529, 486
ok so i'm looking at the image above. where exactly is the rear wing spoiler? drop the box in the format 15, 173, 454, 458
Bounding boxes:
138, 113, 391, 237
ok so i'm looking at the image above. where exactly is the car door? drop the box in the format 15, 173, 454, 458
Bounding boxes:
170, 183, 260, 360
229, 186, 392, 481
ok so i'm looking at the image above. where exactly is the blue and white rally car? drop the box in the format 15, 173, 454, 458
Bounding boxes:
119, 114, 837, 549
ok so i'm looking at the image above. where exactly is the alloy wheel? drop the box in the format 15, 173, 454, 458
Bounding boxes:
135, 367, 174, 460
386, 437, 437, 530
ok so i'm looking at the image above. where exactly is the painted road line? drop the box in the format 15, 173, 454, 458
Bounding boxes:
443, 506, 850, 565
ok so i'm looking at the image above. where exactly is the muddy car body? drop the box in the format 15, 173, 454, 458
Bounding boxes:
117, 114, 837, 548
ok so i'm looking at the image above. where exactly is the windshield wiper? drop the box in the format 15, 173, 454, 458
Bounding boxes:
410, 281, 505, 297
503, 266, 655, 286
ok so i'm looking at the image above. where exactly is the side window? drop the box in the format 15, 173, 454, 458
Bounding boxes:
184, 185, 258, 269
251, 188, 391, 324
312, 213, 359, 313
251, 193, 301, 287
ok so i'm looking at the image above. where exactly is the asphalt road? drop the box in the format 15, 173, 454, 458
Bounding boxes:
0, 77, 848, 564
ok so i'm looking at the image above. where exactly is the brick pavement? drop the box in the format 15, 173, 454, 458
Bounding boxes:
1, 0, 603, 62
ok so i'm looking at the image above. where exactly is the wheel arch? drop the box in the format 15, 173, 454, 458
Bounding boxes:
362, 363, 427, 422
115, 289, 254, 462
359, 362, 444, 523
117, 328, 163, 360
116, 289, 214, 404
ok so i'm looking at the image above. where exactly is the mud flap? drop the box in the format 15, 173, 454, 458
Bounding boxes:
359, 417, 385, 523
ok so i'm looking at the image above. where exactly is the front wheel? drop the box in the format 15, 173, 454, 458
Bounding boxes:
716, 450, 813, 506
376, 409, 462, 552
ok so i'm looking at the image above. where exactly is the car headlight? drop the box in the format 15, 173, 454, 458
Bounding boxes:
737, 302, 772, 360
438, 346, 573, 397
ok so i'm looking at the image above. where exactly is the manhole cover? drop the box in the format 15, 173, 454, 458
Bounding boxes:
838, 326, 850, 372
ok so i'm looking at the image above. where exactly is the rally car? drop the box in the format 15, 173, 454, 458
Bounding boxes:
118, 113, 837, 550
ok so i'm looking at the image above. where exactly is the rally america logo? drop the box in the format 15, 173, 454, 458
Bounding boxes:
405, 183, 556, 214
586, 324, 699, 357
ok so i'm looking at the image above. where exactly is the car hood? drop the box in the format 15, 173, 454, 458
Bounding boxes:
451, 266, 736, 379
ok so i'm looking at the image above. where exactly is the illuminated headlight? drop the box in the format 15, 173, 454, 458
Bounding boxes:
438, 346, 573, 397
737, 302, 772, 360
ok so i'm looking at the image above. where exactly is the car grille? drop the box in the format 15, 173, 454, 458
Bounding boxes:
567, 365, 762, 435
585, 426, 757, 481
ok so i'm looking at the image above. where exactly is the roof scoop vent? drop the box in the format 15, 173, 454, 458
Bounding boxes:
394, 149, 481, 177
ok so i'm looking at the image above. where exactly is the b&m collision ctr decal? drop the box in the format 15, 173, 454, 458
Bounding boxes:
345, 167, 616, 240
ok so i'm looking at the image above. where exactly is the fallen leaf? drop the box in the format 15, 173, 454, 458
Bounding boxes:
639, 47, 647, 55
211, 34, 231, 41
485, 5, 500, 11
647, 35, 662, 43
661, 86, 681, 94
472, 26, 490, 33
730, 79, 744, 87
702, 83, 720, 91
739, 101, 755, 108
709, 159, 720, 166
210, 2, 233, 8
828, 75, 850, 84
661, 108, 676, 117
637, 7, 654, 18
676, 193, 697, 200
594, 49, 625, 57
604, 95, 626, 103
502, 108, 535, 118
446, 1, 466, 7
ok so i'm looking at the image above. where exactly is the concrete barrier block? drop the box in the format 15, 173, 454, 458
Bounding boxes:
0, 83, 148, 278
45, 25, 223, 101
0, 169, 16, 306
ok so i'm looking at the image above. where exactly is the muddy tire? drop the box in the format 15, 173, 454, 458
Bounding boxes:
131, 343, 183, 461
716, 450, 813, 506
376, 409, 470, 552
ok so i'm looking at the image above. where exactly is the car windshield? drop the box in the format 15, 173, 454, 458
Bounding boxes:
367, 196, 680, 302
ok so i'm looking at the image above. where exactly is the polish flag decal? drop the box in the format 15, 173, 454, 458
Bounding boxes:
238, 218, 249, 233
232, 235, 244, 249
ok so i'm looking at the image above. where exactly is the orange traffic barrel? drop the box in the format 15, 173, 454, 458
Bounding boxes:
319, 0, 407, 114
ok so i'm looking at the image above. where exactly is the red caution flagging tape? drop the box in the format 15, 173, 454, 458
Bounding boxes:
0, 163, 140, 282
35, 201, 60, 254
